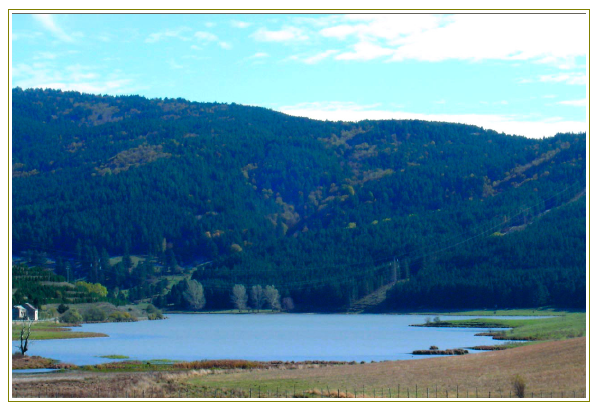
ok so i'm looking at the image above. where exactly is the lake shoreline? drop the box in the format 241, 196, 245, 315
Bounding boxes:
14, 313, 560, 366
11, 338, 586, 398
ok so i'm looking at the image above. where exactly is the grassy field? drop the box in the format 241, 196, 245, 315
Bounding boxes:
415, 313, 586, 341
405, 308, 576, 317
11, 339, 587, 398
167, 309, 279, 314
11, 322, 108, 341
179, 338, 586, 398
108, 255, 146, 267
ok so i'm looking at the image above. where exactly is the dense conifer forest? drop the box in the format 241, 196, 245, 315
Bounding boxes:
11, 88, 586, 311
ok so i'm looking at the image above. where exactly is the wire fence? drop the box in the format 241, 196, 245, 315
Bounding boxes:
11, 384, 587, 399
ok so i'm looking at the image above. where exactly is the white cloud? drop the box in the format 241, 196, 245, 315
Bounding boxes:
335, 41, 394, 61
434, 99, 446, 105
321, 15, 441, 41
231, 20, 251, 29
12, 62, 134, 95
205, 22, 216, 28
278, 101, 585, 139
32, 14, 74, 42
168, 59, 184, 70
538, 72, 586, 85
251, 26, 308, 42
302, 50, 339, 64
388, 14, 585, 64
314, 14, 586, 66
557, 99, 587, 107
249, 52, 269, 59
33, 52, 58, 60
97, 34, 112, 42
194, 31, 218, 42
34, 80, 132, 95
145, 27, 191, 43
12, 31, 43, 41
191, 31, 231, 49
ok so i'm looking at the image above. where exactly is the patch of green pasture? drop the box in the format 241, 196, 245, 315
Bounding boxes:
108, 255, 146, 267
418, 313, 586, 341
12, 322, 108, 340
406, 308, 575, 317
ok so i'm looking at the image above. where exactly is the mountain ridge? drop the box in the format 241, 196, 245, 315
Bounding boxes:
11, 87, 586, 311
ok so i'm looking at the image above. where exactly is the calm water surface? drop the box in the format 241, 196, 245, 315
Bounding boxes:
19, 314, 539, 365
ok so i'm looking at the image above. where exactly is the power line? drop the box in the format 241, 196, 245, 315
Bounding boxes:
12, 181, 585, 291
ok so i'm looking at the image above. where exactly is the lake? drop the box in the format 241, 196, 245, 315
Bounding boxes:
18, 314, 540, 365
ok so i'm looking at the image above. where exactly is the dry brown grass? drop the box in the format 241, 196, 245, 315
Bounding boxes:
12, 354, 55, 370
187, 337, 586, 398
12, 370, 212, 398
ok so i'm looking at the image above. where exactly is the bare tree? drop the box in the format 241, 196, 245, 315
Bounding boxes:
182, 279, 206, 310
231, 284, 248, 312
263, 285, 281, 311
18, 320, 33, 355
250, 285, 265, 312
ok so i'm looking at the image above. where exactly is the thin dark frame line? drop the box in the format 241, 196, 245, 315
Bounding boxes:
10, 12, 589, 14
7, 8, 590, 403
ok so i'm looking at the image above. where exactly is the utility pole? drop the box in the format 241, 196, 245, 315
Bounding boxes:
390, 257, 398, 283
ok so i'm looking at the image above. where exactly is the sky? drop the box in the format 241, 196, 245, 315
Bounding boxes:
10, 12, 588, 138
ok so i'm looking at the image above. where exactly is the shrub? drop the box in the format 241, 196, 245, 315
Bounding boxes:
57, 303, 69, 314
83, 307, 107, 322
60, 309, 82, 324
146, 304, 164, 320
512, 374, 526, 398
108, 311, 134, 322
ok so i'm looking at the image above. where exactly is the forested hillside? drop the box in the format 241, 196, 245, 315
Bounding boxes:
11, 88, 586, 311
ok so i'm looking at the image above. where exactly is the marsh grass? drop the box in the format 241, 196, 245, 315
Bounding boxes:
12, 354, 56, 369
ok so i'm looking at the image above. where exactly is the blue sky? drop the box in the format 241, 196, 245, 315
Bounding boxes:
11, 12, 587, 138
